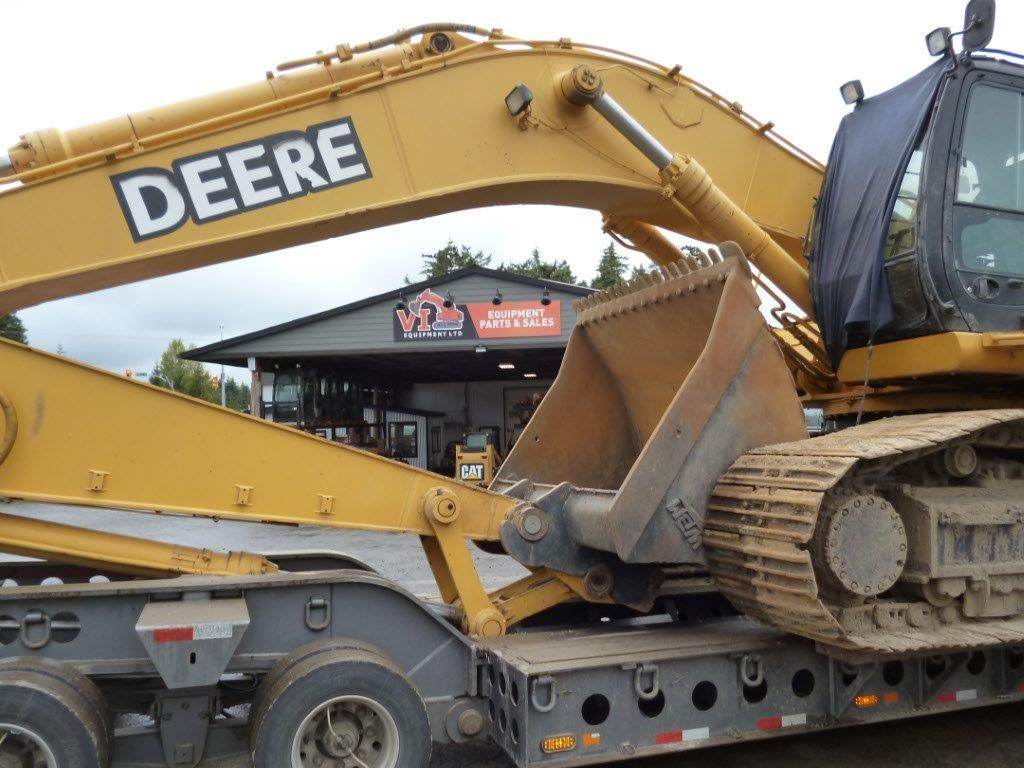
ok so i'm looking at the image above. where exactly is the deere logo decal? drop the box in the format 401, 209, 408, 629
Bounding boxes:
111, 118, 371, 242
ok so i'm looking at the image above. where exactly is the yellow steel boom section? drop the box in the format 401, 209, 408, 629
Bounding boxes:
0, 28, 821, 314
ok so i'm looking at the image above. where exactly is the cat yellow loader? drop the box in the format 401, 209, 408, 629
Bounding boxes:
455, 430, 502, 485
1, 4, 1024, 767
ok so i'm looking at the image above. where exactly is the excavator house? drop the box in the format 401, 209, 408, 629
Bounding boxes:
2, 2, 1024, 767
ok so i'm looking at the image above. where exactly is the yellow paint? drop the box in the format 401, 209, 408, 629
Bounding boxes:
837, 332, 1024, 384
0, 511, 275, 577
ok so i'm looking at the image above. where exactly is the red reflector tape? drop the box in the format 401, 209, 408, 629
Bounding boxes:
153, 627, 194, 644
938, 689, 977, 704
757, 714, 806, 731
655, 731, 682, 745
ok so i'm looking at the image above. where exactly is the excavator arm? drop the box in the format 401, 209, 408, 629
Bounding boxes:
0, 25, 823, 638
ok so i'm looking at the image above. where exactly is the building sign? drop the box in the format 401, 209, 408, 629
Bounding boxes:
393, 289, 561, 342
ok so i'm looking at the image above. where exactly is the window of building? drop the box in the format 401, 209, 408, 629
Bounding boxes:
388, 422, 418, 458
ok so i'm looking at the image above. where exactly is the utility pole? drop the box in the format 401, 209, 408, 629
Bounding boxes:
219, 325, 226, 408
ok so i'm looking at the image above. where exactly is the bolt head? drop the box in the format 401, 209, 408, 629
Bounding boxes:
458, 708, 484, 737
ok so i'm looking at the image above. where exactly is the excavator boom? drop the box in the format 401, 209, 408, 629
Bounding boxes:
0, 29, 820, 314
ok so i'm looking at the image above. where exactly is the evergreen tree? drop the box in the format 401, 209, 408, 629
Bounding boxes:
409, 241, 492, 282
0, 313, 27, 344
500, 248, 584, 286
591, 242, 629, 289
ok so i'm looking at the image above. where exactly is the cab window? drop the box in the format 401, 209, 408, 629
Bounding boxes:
884, 149, 923, 261
955, 82, 1024, 277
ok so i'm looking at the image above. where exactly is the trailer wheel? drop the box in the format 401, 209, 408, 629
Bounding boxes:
253, 637, 381, 719
251, 647, 430, 768
0, 659, 111, 768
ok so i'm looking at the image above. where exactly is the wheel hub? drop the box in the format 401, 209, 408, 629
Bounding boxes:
292, 695, 399, 768
0, 725, 56, 768
316, 710, 362, 759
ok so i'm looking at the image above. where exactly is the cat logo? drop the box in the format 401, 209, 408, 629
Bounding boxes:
460, 463, 485, 482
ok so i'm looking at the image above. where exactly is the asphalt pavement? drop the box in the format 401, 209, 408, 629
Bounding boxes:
3, 501, 1023, 767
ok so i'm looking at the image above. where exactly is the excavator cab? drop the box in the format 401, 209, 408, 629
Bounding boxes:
811, 0, 1024, 376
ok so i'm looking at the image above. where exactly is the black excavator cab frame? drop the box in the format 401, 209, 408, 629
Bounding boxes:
812, 48, 1024, 364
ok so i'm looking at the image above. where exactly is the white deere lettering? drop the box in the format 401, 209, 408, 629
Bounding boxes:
112, 117, 371, 242
272, 136, 328, 194
115, 172, 187, 238
178, 154, 238, 220
316, 122, 365, 183
225, 144, 282, 207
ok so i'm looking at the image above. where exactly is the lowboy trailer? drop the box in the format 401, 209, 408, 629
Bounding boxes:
1, 552, 1021, 767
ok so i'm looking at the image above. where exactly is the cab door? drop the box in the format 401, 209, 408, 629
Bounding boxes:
943, 68, 1024, 329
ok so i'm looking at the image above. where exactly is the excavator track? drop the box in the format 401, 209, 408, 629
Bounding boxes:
704, 409, 1024, 658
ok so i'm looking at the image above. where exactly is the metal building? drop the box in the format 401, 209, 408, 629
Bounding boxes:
185, 267, 593, 471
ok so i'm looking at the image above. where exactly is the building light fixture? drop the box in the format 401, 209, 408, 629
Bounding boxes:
395, 293, 407, 311
540, 287, 551, 306
492, 289, 503, 306
475, 345, 487, 354
524, 372, 538, 378
498, 362, 515, 370
444, 291, 455, 308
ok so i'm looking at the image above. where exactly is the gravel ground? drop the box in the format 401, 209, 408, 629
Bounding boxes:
3, 501, 1023, 767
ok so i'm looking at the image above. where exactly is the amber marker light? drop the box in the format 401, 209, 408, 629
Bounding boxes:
541, 734, 576, 754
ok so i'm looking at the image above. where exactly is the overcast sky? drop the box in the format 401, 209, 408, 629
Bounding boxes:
4, 0, 1017, 379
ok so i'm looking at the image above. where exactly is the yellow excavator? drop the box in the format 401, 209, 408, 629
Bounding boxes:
1, 1, 1023, 669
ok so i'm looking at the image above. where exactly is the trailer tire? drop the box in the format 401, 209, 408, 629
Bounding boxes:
253, 636, 381, 719
251, 647, 430, 768
0, 660, 111, 768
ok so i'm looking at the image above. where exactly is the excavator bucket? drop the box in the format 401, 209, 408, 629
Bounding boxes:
493, 245, 807, 567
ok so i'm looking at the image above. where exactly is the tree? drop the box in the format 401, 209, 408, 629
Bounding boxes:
627, 244, 709, 283
591, 242, 629, 290
0, 313, 27, 344
501, 248, 585, 286
409, 241, 492, 282
681, 244, 708, 264
223, 378, 252, 412
150, 339, 252, 411
629, 263, 658, 282
150, 339, 217, 401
